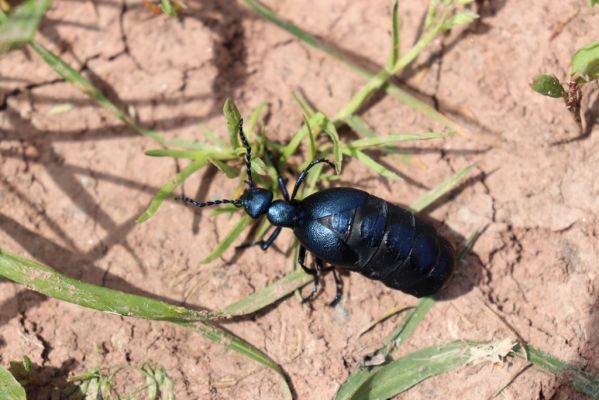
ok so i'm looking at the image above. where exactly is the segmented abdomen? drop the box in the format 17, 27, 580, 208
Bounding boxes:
334, 194, 455, 297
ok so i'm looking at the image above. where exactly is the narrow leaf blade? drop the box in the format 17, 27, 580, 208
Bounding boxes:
223, 270, 313, 316
137, 158, 208, 222
160, 0, 176, 16
385, 0, 400, 69
0, 0, 53, 54
0, 248, 222, 322
342, 146, 402, 180
29, 41, 169, 144
352, 341, 515, 400
224, 98, 242, 149
350, 132, 453, 149
409, 164, 475, 213
323, 118, 343, 173
200, 215, 253, 264
517, 345, 599, 398
0, 365, 26, 400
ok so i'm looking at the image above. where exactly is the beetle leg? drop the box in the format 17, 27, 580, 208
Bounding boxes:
265, 147, 290, 201
298, 246, 319, 304
259, 226, 281, 250
316, 260, 343, 307
236, 226, 282, 251
328, 269, 343, 307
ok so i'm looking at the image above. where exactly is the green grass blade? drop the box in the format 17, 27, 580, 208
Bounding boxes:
383, 297, 435, 354
345, 115, 414, 163
251, 156, 268, 175
344, 115, 377, 138
341, 146, 402, 180
385, 0, 400, 70
344, 340, 515, 400
137, 158, 208, 223
304, 115, 317, 161
246, 101, 270, 139
211, 205, 240, 215
245, 0, 472, 137
211, 159, 240, 179
244, 0, 348, 62
334, 21, 446, 122
349, 132, 453, 149
181, 322, 292, 399
224, 98, 242, 149
410, 163, 475, 213
425, 0, 441, 29
0, 365, 26, 400
199, 124, 227, 148
292, 91, 317, 116
200, 215, 253, 264
222, 270, 313, 316
323, 118, 343, 173
160, 0, 176, 16
145, 148, 241, 160
358, 304, 413, 337
516, 345, 599, 398
281, 112, 326, 161
29, 41, 169, 144
384, 85, 475, 139
145, 149, 207, 159
334, 69, 392, 123
0, 249, 291, 398
0, 248, 223, 322
0, 0, 52, 54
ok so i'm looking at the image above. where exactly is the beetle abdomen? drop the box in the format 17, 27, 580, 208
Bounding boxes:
354, 195, 455, 297
313, 191, 454, 297
295, 189, 455, 297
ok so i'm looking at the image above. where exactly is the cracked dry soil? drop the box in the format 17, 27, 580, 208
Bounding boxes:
1, 0, 599, 399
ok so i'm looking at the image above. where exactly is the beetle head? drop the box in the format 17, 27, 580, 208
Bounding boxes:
241, 188, 273, 218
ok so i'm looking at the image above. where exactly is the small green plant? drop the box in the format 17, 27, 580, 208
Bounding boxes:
62, 361, 175, 400
531, 38, 599, 132
7, 356, 32, 387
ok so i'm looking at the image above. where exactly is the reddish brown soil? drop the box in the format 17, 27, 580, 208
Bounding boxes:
1, 0, 599, 399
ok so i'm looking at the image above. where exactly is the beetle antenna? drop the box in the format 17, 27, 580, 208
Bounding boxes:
175, 196, 242, 208
238, 119, 254, 188
290, 158, 335, 200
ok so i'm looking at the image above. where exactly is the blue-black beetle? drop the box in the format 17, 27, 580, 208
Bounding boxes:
177, 120, 456, 306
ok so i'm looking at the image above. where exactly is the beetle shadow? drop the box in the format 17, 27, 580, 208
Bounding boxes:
434, 223, 484, 301
399, 168, 489, 300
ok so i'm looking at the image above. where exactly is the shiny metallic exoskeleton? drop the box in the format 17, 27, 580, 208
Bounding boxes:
177, 120, 456, 306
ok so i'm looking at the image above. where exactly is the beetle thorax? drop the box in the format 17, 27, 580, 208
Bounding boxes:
267, 200, 298, 228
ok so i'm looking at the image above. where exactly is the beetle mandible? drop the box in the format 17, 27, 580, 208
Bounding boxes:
177, 119, 456, 306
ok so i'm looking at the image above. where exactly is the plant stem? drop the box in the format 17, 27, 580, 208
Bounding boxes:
333, 20, 446, 123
